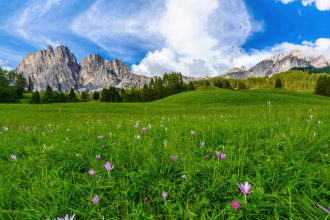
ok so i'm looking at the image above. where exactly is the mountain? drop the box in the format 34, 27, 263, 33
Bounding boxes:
223, 50, 330, 79
15, 46, 151, 92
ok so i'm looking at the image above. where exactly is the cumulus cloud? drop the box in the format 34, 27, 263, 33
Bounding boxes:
0, 58, 13, 71
280, 0, 330, 11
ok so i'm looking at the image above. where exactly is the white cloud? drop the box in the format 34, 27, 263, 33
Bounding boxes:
12, 0, 62, 47
132, 0, 264, 76
0, 58, 13, 71
279, 0, 296, 4
280, 0, 330, 11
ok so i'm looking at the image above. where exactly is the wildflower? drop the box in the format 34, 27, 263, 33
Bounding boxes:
144, 197, 149, 203
191, 130, 195, 136
2, 127, 8, 131
221, 153, 226, 160
170, 155, 179, 161
318, 120, 321, 126
54, 213, 75, 220
135, 121, 139, 128
93, 195, 99, 204
10, 155, 17, 161
96, 154, 101, 160
164, 140, 168, 148
238, 182, 251, 195
97, 135, 104, 139
182, 175, 188, 181
142, 127, 147, 133
165, 127, 168, 132
204, 152, 210, 160
238, 181, 251, 204
231, 200, 241, 210
317, 203, 330, 214
200, 141, 205, 147
104, 161, 114, 172
216, 151, 221, 158
109, 132, 112, 137
162, 191, 167, 201
101, 144, 105, 149
88, 169, 96, 176
137, 135, 141, 141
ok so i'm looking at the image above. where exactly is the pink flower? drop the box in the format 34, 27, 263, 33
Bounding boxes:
216, 151, 221, 158
10, 155, 17, 161
238, 182, 251, 195
96, 154, 101, 160
88, 169, 95, 176
231, 200, 240, 210
93, 195, 99, 204
162, 191, 167, 201
142, 127, 147, 133
143, 197, 149, 203
104, 161, 114, 172
221, 153, 226, 160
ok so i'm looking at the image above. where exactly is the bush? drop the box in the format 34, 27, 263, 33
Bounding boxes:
30, 90, 41, 104
93, 91, 100, 100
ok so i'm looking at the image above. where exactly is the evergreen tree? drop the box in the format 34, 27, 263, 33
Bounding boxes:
80, 91, 89, 102
42, 85, 54, 103
30, 90, 41, 104
28, 76, 34, 92
93, 91, 100, 100
315, 75, 330, 97
274, 77, 283, 88
69, 88, 78, 102
100, 88, 110, 102
15, 73, 27, 98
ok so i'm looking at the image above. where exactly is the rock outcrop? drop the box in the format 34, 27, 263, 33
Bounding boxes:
16, 45, 151, 92
16, 45, 80, 91
223, 50, 330, 79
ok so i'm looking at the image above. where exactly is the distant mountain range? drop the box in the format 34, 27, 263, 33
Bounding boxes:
15, 46, 330, 92
222, 50, 330, 79
15, 45, 152, 92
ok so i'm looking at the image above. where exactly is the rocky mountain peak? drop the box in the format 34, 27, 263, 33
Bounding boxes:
16, 45, 151, 91
223, 49, 330, 79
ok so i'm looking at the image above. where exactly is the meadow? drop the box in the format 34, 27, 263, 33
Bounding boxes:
0, 88, 329, 219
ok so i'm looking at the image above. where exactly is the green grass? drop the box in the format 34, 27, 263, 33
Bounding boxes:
0, 88, 329, 219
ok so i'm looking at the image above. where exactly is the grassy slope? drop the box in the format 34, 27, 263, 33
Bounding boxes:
0, 88, 329, 219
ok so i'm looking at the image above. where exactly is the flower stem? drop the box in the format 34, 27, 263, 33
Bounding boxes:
245, 195, 247, 205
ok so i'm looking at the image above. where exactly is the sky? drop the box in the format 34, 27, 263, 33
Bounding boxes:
0, 0, 330, 77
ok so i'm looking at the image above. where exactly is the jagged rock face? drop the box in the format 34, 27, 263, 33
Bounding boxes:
79, 55, 151, 90
223, 50, 330, 79
16, 46, 152, 91
16, 46, 80, 92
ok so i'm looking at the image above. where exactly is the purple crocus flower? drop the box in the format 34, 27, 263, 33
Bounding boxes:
143, 197, 149, 203
231, 200, 240, 210
96, 154, 101, 160
10, 155, 17, 161
216, 151, 221, 158
93, 195, 99, 204
162, 191, 167, 201
142, 127, 147, 133
88, 169, 96, 176
104, 161, 114, 172
220, 153, 226, 160
54, 213, 75, 220
238, 182, 251, 195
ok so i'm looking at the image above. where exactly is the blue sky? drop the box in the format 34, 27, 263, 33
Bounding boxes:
0, 0, 329, 76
